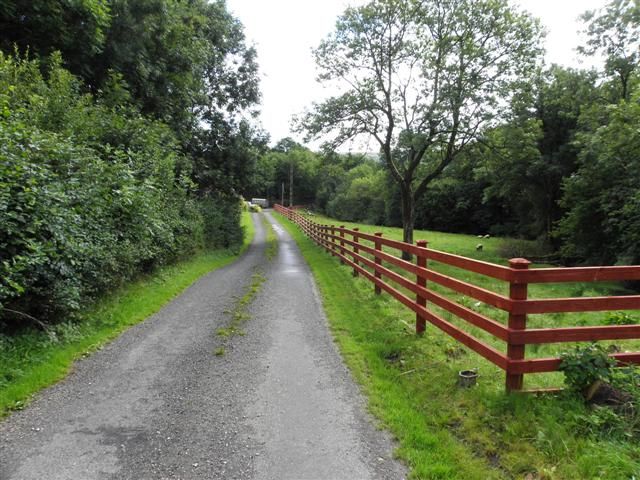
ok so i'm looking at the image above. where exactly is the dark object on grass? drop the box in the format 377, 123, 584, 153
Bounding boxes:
458, 369, 478, 388
586, 380, 633, 406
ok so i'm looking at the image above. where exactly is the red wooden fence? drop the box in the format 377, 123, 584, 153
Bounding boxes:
274, 204, 640, 392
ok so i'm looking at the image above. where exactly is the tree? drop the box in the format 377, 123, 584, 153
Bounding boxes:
557, 86, 640, 266
300, 0, 541, 255
90, 0, 259, 142
477, 67, 601, 241
313, 151, 370, 212
250, 141, 320, 205
271, 138, 306, 206
0, 1, 262, 324
0, 53, 211, 321
0, 0, 110, 78
415, 150, 506, 235
0, 1, 260, 146
579, 0, 640, 102
192, 120, 269, 197
326, 161, 387, 225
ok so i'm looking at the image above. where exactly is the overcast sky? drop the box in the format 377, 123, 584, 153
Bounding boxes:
226, 0, 607, 148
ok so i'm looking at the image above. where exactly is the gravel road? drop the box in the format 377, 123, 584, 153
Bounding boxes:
0, 211, 406, 480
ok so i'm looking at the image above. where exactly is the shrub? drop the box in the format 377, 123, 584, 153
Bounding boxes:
557, 90, 640, 266
497, 238, 551, 260
559, 344, 616, 393
0, 53, 240, 326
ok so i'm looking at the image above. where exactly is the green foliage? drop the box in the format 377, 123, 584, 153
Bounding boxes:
605, 311, 637, 326
326, 161, 387, 225
0, 0, 110, 77
199, 193, 243, 249
414, 155, 506, 235
0, 227, 253, 416
0, 0, 264, 209
255, 4, 639, 270
476, 67, 600, 241
0, 1, 259, 144
567, 366, 640, 441
559, 344, 616, 392
0, 53, 241, 324
579, 0, 640, 101
249, 141, 320, 205
557, 89, 640, 266
496, 239, 550, 261
195, 120, 269, 198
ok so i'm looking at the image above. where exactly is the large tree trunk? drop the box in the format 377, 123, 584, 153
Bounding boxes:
400, 186, 415, 260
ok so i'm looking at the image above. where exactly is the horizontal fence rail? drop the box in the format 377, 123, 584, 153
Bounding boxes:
274, 204, 640, 392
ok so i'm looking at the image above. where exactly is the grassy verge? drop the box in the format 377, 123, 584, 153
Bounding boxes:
275, 212, 640, 480
0, 211, 255, 417
303, 213, 635, 389
261, 213, 278, 261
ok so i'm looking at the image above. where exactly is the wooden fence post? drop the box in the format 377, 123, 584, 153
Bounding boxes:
374, 232, 383, 295
506, 258, 531, 392
322, 223, 331, 253
352, 228, 360, 277
330, 225, 336, 257
416, 240, 428, 335
339, 226, 345, 264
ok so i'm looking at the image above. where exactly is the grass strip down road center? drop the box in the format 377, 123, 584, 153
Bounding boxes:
0, 212, 255, 417
274, 211, 640, 480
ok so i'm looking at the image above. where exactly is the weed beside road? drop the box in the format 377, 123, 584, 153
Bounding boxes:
262, 214, 278, 261
215, 213, 274, 350
216, 271, 266, 342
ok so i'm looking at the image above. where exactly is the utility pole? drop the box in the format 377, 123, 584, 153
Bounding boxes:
281, 182, 285, 206
289, 161, 294, 207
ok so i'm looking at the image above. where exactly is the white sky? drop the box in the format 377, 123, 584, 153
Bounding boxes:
226, 0, 607, 148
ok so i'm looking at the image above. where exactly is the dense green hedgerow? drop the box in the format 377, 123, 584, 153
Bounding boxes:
0, 53, 241, 325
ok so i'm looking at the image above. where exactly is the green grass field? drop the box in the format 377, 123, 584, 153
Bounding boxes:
306, 213, 637, 388
0, 211, 255, 417
262, 213, 278, 261
276, 211, 640, 480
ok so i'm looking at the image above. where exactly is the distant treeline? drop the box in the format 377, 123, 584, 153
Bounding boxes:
250, 59, 640, 267
0, 1, 267, 325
